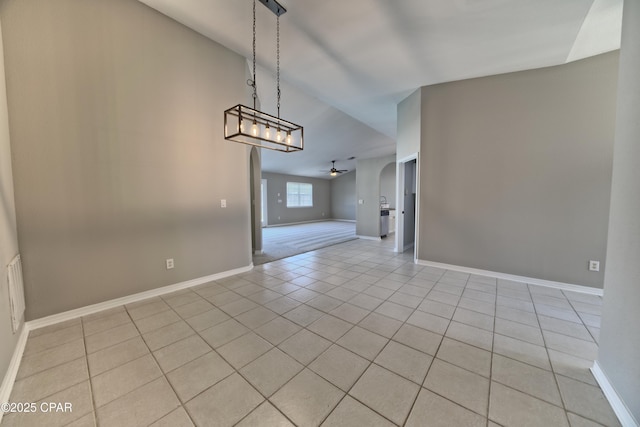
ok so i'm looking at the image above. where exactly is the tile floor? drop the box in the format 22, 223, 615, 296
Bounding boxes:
2, 239, 620, 427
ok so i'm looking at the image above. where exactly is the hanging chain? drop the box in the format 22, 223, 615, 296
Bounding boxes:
276, 14, 281, 118
248, 0, 257, 110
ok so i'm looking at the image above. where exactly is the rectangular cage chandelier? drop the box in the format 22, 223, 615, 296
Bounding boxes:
224, 104, 303, 152
224, 0, 303, 152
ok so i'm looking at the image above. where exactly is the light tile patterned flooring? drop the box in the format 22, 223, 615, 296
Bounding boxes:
2, 239, 620, 426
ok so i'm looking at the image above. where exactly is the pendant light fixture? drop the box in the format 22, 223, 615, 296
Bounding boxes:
224, 0, 303, 152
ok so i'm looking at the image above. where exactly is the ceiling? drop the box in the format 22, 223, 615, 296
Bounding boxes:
139, 0, 622, 178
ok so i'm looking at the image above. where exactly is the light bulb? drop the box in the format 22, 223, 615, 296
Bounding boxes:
286, 131, 292, 145
331, 171, 337, 176
239, 119, 244, 133
276, 128, 282, 142
251, 121, 258, 136
265, 124, 271, 140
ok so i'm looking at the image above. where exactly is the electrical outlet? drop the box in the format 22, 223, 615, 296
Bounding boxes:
589, 260, 600, 272
166, 258, 174, 269
220, 199, 227, 208
358, 199, 364, 205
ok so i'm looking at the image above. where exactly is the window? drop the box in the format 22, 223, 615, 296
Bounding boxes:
286, 182, 313, 207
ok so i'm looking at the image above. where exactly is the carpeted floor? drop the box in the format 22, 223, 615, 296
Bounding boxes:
253, 221, 357, 265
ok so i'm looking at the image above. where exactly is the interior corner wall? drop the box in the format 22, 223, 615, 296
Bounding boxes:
0, 18, 22, 391
262, 172, 331, 226
598, 0, 640, 422
418, 52, 619, 288
0, 0, 252, 320
356, 154, 396, 238
330, 171, 356, 221
397, 88, 421, 160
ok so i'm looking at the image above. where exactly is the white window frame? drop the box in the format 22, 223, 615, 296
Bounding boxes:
286, 182, 313, 208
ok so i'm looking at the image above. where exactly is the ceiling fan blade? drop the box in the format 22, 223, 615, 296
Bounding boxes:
326, 161, 350, 175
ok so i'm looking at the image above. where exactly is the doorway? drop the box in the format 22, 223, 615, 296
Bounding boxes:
396, 155, 419, 261
379, 163, 396, 236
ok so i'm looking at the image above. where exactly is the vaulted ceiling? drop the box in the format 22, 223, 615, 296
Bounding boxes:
139, 0, 622, 178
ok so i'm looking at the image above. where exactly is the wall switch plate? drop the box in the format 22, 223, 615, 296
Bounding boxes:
220, 199, 227, 208
166, 258, 174, 269
589, 260, 600, 272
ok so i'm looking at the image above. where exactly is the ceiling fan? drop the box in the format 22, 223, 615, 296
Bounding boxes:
327, 160, 348, 176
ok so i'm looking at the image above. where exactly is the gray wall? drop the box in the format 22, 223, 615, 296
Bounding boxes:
397, 89, 421, 160
1, 0, 252, 319
356, 154, 396, 238
417, 52, 619, 288
598, 0, 640, 421
262, 172, 331, 225
0, 18, 22, 394
330, 171, 356, 221
379, 163, 396, 209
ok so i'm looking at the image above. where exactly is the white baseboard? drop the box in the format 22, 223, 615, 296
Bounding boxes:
27, 263, 254, 331
333, 219, 356, 223
253, 250, 264, 255
591, 361, 639, 427
357, 235, 382, 241
416, 259, 603, 296
0, 263, 254, 421
265, 219, 331, 227
0, 325, 29, 423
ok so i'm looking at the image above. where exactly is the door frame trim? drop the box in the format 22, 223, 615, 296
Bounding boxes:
396, 153, 420, 263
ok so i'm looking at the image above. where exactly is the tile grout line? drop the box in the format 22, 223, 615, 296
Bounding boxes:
98, 304, 169, 424
271, 251, 424, 425
527, 281, 573, 427
533, 286, 611, 426
313, 262, 439, 427
5, 339, 90, 425
564, 294, 601, 344
399, 269, 458, 427
10, 239, 613, 427
486, 276, 498, 427
237, 249, 409, 425
184, 244, 599, 425
79, 316, 97, 427
101, 297, 197, 426
138, 292, 203, 427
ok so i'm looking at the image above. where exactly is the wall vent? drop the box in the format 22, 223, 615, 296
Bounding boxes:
7, 254, 25, 333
